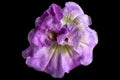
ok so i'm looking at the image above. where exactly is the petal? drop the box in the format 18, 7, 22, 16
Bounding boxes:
29, 29, 54, 47
35, 12, 49, 28
63, 2, 84, 21
22, 45, 34, 59
35, 3, 63, 28
24, 43, 65, 78
62, 2, 92, 29
47, 4, 63, 23
74, 14, 92, 28
79, 43, 93, 65
44, 44, 69, 78
80, 28, 98, 47
25, 46, 52, 71
74, 28, 98, 65
31, 30, 47, 47
44, 44, 81, 78
61, 49, 81, 73
28, 29, 36, 44
66, 23, 81, 48
27, 29, 54, 47
44, 50, 64, 78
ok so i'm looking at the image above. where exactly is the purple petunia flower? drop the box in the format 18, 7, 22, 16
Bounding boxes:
22, 2, 98, 78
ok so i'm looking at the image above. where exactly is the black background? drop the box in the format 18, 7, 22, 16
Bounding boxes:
3, 0, 115, 79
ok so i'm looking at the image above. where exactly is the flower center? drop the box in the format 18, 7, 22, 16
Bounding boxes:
48, 30, 70, 46
65, 38, 69, 42
48, 31, 57, 41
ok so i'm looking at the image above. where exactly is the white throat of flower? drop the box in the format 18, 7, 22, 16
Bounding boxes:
61, 14, 81, 28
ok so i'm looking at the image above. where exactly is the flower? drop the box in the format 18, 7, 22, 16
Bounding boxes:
22, 2, 98, 78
